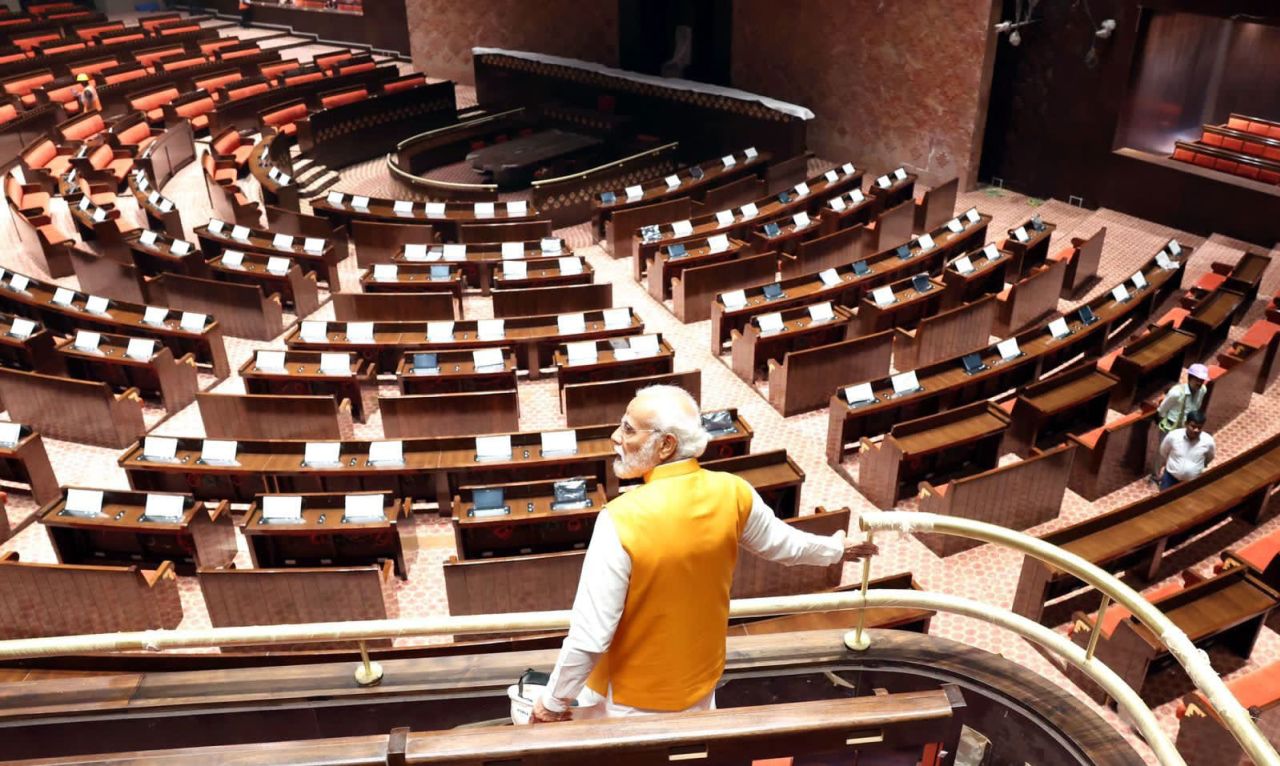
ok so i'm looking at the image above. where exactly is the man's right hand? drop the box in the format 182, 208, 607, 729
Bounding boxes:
531, 697, 573, 724
843, 540, 879, 561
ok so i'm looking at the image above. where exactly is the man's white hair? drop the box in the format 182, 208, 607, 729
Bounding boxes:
634, 384, 709, 460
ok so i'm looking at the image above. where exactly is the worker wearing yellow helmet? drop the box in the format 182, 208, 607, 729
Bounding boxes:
74, 72, 100, 113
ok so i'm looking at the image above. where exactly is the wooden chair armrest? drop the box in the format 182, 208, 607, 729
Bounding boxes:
917, 481, 939, 499
1069, 611, 1095, 635
338, 397, 352, 414
19, 205, 47, 217
766, 358, 781, 373
857, 436, 876, 453
179, 353, 198, 367
206, 499, 231, 522
0, 550, 18, 562
378, 558, 395, 584
20, 182, 45, 194
117, 386, 142, 402
893, 327, 915, 341
142, 560, 175, 587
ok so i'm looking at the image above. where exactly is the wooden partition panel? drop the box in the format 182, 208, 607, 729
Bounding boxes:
492, 283, 611, 318
1066, 409, 1156, 501
769, 331, 894, 417
67, 247, 146, 304
783, 223, 868, 280
764, 153, 812, 195
331, 292, 456, 322
995, 259, 1067, 336
380, 389, 519, 438
196, 392, 350, 440
1063, 227, 1105, 297
918, 445, 1075, 556
874, 199, 915, 252
565, 369, 701, 428
673, 252, 777, 323
198, 564, 394, 651
0, 554, 179, 639
730, 507, 848, 597
610, 196, 691, 263
895, 296, 997, 371
914, 177, 958, 233
458, 219, 553, 244
351, 219, 435, 268
145, 273, 283, 341
0, 368, 144, 448
444, 549, 585, 616
700, 173, 766, 213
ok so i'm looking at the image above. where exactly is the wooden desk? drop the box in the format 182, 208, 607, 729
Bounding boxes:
857, 275, 946, 335
313, 193, 541, 242
451, 477, 607, 560
0, 312, 62, 374
0, 424, 60, 505
1053, 227, 1105, 298
39, 488, 234, 575
125, 229, 208, 279
866, 170, 917, 211
1007, 362, 1118, 456
238, 350, 376, 423
553, 335, 675, 396
468, 128, 602, 187
145, 271, 285, 343
54, 331, 198, 413
1181, 288, 1246, 359
0, 366, 145, 448
492, 283, 611, 319
816, 190, 880, 236
731, 302, 854, 383
490, 256, 593, 292
732, 569, 934, 634
769, 330, 894, 418
700, 449, 805, 519
331, 291, 457, 322
351, 218, 436, 268
672, 251, 778, 324
1013, 430, 1280, 625
994, 258, 1067, 336
380, 388, 520, 438
646, 236, 750, 301
195, 221, 341, 290
857, 401, 1010, 509
1107, 325, 1197, 411
564, 369, 701, 429
392, 240, 575, 294
196, 391, 352, 440
358, 262, 465, 306
241, 492, 412, 578
893, 295, 997, 371
939, 245, 1009, 309
207, 248, 321, 317
395, 348, 518, 395
1002, 219, 1056, 278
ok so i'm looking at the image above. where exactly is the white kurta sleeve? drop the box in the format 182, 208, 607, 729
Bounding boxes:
541, 510, 631, 712
738, 487, 844, 566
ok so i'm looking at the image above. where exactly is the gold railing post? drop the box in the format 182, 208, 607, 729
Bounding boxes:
354, 640, 384, 686
844, 531, 876, 652
1085, 594, 1111, 662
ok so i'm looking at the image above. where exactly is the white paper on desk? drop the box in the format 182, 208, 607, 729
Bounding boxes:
557, 312, 586, 335
894, 168, 908, 180
890, 370, 920, 395
443, 243, 466, 261
164, 238, 191, 256
267, 167, 280, 181
256, 349, 286, 371
91, 207, 107, 223
745, 147, 759, 159
477, 319, 505, 341
792, 211, 810, 229
373, 264, 398, 282
143, 435, 178, 460
707, 234, 730, 253
809, 301, 835, 322
794, 182, 810, 197
346, 322, 374, 342
344, 494, 384, 521
824, 170, 838, 184
208, 219, 226, 234
876, 175, 891, 188
218, 249, 245, 270
624, 184, 643, 200
829, 196, 846, 212
201, 438, 238, 463
303, 238, 325, 255
73, 330, 100, 352
475, 434, 512, 460
1048, 317, 1070, 339
9, 317, 34, 338
664, 174, 680, 190
871, 286, 896, 307
426, 321, 454, 342
300, 320, 328, 342
558, 256, 584, 275
982, 243, 1000, 261
997, 338, 1021, 360
1131, 271, 1148, 290
603, 307, 631, 330
566, 340, 598, 365
393, 200, 414, 214
1167, 239, 1182, 256
52, 287, 75, 306
147, 190, 161, 205
0, 421, 20, 447
713, 209, 735, 227
630, 333, 660, 356
1111, 284, 1130, 303
1013, 226, 1030, 243
502, 260, 528, 279
721, 289, 747, 310
158, 199, 174, 213
304, 441, 341, 466
1155, 252, 1173, 270
953, 255, 975, 274
145, 493, 184, 521
424, 202, 446, 216
180, 311, 207, 332
474, 201, 495, 218
965, 208, 980, 223
740, 202, 759, 219
841, 162, 855, 175
850, 188, 866, 203
405, 243, 429, 260
755, 311, 784, 334
143, 306, 168, 325
368, 440, 403, 465
266, 256, 289, 275
228, 225, 249, 241
494, 241, 522, 260
946, 218, 964, 234
320, 352, 350, 375
351, 195, 370, 209
326, 191, 345, 206
472, 347, 505, 370
671, 219, 693, 237
540, 237, 562, 254
819, 268, 842, 287
9, 274, 29, 292
507, 200, 528, 216
272, 233, 294, 249
136, 173, 149, 189
125, 338, 155, 360
845, 382, 875, 405
721, 154, 736, 168
66, 488, 103, 515
261, 494, 302, 521
918, 233, 936, 251
140, 230, 159, 246
541, 429, 577, 456
78, 196, 91, 211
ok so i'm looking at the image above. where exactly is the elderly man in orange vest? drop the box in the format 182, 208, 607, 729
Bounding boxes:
532, 385, 877, 722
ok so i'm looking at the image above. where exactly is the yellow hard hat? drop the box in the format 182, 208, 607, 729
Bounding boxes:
76, 73, 89, 82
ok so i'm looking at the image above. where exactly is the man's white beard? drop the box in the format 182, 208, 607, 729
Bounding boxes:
613, 435, 661, 479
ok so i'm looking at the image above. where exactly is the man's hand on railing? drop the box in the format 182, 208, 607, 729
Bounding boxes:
842, 540, 879, 562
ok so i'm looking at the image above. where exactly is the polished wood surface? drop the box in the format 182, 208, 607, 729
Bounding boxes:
563, 369, 699, 429
893, 295, 997, 371
380, 388, 520, 438
0, 425, 60, 505
1007, 362, 1119, 456
1107, 325, 1197, 412
331, 291, 456, 322
240, 492, 411, 578
731, 302, 854, 383
239, 350, 376, 424
769, 330, 894, 418
995, 257, 1067, 336
672, 250, 776, 324
552, 335, 675, 395
206, 248, 321, 317
195, 392, 352, 440
0, 366, 143, 448
646, 235, 749, 301
450, 477, 607, 560
54, 330, 198, 413
394, 348, 518, 396
491, 282, 611, 319
144, 271, 283, 342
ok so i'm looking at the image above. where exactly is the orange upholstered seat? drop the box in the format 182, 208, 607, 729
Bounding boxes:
1157, 307, 1190, 328
1193, 272, 1226, 292
1076, 408, 1145, 450
321, 88, 365, 109
1177, 660, 1280, 717
174, 96, 215, 131
114, 120, 156, 151
1089, 579, 1183, 638
88, 144, 132, 182
1240, 320, 1280, 350
383, 76, 425, 94
61, 113, 106, 142
1235, 529, 1280, 573
262, 102, 308, 135
0, 103, 16, 125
